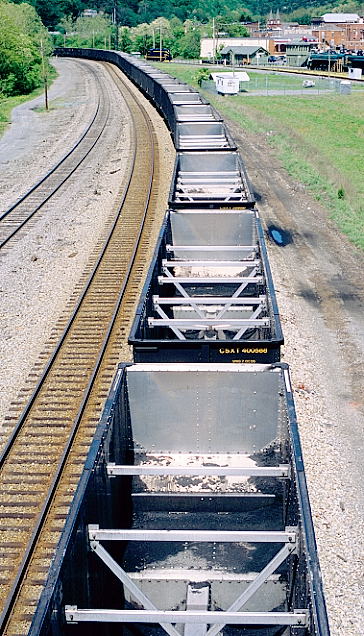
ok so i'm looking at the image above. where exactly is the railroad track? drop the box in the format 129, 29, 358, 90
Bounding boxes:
0, 63, 109, 252
0, 63, 162, 635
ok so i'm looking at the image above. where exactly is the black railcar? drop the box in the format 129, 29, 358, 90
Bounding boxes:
130, 209, 283, 363
30, 363, 330, 636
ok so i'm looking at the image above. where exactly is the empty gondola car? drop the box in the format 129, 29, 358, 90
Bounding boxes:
170, 152, 254, 208
30, 363, 330, 636
129, 209, 283, 362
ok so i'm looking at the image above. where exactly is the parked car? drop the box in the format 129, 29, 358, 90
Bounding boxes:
268, 55, 287, 64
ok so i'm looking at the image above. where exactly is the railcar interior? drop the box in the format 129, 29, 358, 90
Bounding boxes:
31, 363, 329, 636
130, 209, 283, 362
170, 152, 254, 207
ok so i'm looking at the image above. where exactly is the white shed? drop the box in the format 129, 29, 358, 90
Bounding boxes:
211, 72, 250, 95
215, 75, 240, 94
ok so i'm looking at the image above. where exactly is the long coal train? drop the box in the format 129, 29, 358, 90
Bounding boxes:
32, 48, 330, 635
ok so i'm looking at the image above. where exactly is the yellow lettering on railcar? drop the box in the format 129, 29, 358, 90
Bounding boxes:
232, 359, 257, 363
219, 347, 240, 355
219, 347, 268, 355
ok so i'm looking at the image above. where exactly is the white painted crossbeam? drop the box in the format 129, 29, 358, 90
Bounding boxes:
107, 464, 289, 477
88, 528, 296, 543
166, 246, 257, 252
65, 608, 308, 626
162, 259, 260, 267
148, 318, 269, 327
152, 296, 266, 305
158, 276, 263, 284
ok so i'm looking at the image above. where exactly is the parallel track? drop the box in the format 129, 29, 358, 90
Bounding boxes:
0, 63, 162, 635
0, 63, 108, 252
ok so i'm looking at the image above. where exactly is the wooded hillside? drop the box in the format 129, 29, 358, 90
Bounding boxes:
8, 0, 364, 29
0, 0, 52, 96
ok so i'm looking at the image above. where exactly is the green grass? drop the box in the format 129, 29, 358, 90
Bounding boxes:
156, 62, 364, 250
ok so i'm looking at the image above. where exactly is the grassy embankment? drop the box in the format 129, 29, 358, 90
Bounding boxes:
0, 66, 57, 137
157, 63, 364, 251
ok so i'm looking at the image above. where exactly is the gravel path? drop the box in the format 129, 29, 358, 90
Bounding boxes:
1, 56, 362, 636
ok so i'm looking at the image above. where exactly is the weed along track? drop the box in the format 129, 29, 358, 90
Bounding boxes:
0, 65, 162, 635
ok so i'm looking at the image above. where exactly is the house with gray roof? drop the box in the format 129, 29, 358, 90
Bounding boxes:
220, 45, 269, 65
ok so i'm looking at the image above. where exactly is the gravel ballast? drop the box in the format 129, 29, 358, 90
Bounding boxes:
1, 57, 363, 636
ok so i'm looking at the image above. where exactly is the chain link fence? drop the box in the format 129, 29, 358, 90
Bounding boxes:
200, 74, 362, 96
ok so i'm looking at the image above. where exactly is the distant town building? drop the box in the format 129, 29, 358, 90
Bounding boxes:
320, 13, 362, 24
200, 37, 274, 59
220, 45, 269, 65
200, 10, 364, 64
285, 41, 317, 66
82, 9, 98, 17
311, 13, 364, 49
267, 9, 282, 31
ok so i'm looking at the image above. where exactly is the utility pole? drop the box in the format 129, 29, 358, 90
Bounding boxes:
40, 38, 49, 111
328, 46, 331, 79
159, 25, 162, 61
113, 0, 119, 50
212, 17, 215, 64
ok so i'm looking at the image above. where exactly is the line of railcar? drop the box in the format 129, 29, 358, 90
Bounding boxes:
306, 51, 364, 72
33, 48, 330, 635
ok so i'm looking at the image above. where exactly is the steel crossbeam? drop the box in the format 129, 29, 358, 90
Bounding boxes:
180, 143, 228, 148
65, 608, 308, 626
179, 136, 226, 139
87, 527, 297, 543
178, 171, 239, 176
152, 296, 266, 305
175, 194, 246, 201
107, 463, 290, 477
158, 276, 263, 284
177, 116, 216, 121
166, 246, 257, 252
177, 179, 241, 185
176, 191, 243, 197
162, 259, 260, 267
148, 318, 269, 328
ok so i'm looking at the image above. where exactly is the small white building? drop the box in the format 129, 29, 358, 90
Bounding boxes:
215, 75, 240, 94
211, 72, 250, 95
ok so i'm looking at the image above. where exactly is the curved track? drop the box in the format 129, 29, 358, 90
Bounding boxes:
0, 63, 162, 635
0, 64, 108, 252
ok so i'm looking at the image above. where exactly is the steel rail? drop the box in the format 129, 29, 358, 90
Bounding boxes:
0, 63, 157, 633
0, 63, 108, 250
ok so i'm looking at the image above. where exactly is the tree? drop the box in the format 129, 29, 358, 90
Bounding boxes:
0, 0, 51, 96
129, 22, 153, 53
119, 26, 133, 51
178, 26, 201, 58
